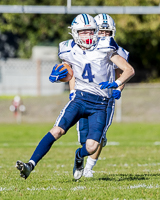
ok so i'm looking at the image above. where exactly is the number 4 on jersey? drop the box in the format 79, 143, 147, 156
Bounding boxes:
82, 63, 95, 82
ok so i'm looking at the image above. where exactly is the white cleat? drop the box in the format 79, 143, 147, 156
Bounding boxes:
73, 149, 84, 180
83, 168, 94, 178
15, 160, 32, 179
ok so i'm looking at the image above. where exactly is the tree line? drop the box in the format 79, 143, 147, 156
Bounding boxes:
0, 0, 160, 82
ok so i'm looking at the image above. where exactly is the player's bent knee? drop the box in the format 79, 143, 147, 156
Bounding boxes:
86, 139, 99, 154
50, 126, 65, 140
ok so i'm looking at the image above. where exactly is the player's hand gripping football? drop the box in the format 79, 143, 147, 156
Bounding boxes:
49, 64, 68, 83
99, 81, 119, 89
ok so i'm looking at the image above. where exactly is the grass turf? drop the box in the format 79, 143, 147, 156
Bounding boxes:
0, 122, 160, 199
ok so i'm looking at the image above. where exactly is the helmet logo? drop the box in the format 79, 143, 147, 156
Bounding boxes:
71, 18, 77, 25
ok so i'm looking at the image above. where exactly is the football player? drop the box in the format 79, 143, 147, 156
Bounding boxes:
69, 13, 129, 178
16, 14, 134, 180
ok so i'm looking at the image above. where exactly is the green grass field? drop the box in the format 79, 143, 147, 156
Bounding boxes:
0, 122, 160, 200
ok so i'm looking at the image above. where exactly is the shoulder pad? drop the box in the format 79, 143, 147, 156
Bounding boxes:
97, 37, 118, 51
59, 39, 75, 52
109, 37, 118, 50
117, 46, 129, 61
58, 39, 75, 61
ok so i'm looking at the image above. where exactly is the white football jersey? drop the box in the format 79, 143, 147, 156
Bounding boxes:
108, 46, 129, 84
117, 46, 129, 62
58, 37, 119, 98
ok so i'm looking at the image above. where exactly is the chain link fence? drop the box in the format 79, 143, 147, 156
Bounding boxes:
0, 58, 65, 96
114, 83, 160, 123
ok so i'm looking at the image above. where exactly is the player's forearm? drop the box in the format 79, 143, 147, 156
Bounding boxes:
115, 68, 125, 91
111, 55, 135, 85
69, 76, 75, 91
117, 84, 125, 91
117, 64, 135, 85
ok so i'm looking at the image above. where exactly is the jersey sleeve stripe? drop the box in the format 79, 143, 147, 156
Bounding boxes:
58, 50, 71, 56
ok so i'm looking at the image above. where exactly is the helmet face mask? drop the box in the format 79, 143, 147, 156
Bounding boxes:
101, 23, 109, 29
69, 14, 99, 48
94, 14, 116, 38
78, 29, 95, 47
98, 30, 112, 37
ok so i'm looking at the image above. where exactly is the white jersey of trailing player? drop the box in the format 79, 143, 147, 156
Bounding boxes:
102, 46, 129, 137
108, 46, 129, 83
58, 37, 118, 98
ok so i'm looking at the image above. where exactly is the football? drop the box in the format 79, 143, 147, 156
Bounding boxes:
56, 63, 73, 82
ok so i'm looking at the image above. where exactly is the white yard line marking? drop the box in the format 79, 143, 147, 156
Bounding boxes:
154, 141, 160, 145
137, 163, 160, 166
27, 186, 62, 191
0, 141, 120, 147
127, 184, 160, 189
1, 141, 160, 147
107, 142, 120, 146
0, 186, 15, 191
71, 186, 86, 191
1, 184, 160, 192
